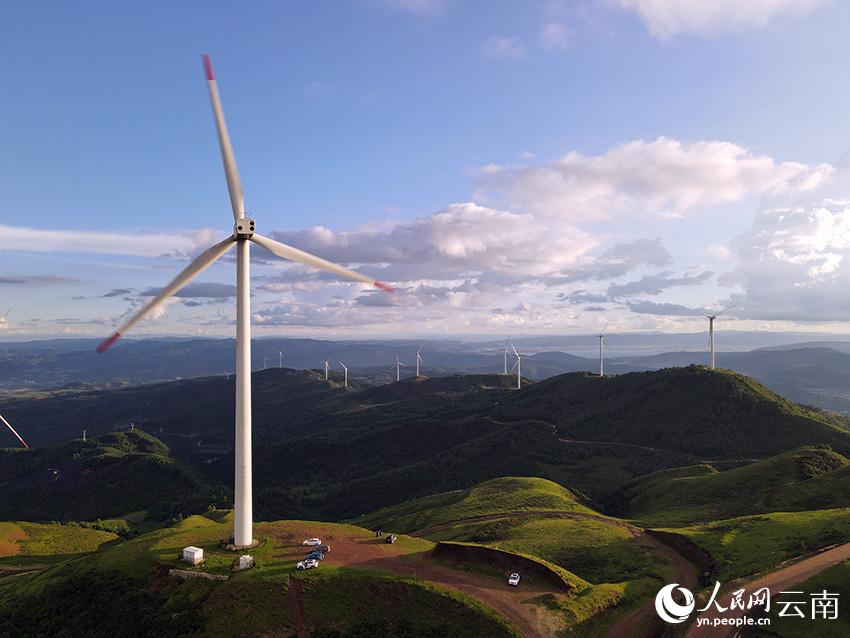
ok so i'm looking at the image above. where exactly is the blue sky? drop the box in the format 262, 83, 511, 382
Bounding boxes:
2, 0, 850, 338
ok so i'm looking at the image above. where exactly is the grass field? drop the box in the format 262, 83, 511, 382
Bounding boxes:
668, 508, 850, 581
351, 477, 595, 534
0, 521, 118, 560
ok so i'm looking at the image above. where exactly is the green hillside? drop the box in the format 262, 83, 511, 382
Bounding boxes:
0, 515, 558, 638
501, 367, 850, 459
621, 447, 850, 525
0, 430, 226, 522
352, 477, 594, 534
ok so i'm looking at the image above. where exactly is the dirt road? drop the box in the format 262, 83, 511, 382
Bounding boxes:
261, 522, 562, 638
686, 542, 850, 638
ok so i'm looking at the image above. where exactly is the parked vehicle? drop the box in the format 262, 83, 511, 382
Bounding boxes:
306, 551, 325, 561
297, 559, 319, 570
317, 544, 330, 553
385, 534, 397, 544
508, 573, 520, 586
302, 538, 322, 546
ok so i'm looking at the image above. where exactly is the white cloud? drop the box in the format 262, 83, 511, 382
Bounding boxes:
0, 225, 217, 258
482, 35, 526, 59
540, 21, 570, 49
477, 137, 833, 222
305, 81, 333, 97
725, 197, 850, 321
267, 202, 597, 284
615, 0, 826, 39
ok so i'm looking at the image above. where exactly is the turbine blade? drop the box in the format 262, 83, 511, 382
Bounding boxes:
601, 317, 611, 335
97, 236, 236, 352
511, 359, 518, 372
251, 233, 393, 291
684, 303, 709, 318
202, 54, 244, 221
511, 343, 519, 357
715, 303, 737, 316
0, 413, 29, 449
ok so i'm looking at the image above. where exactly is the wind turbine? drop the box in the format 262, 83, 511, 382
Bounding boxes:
0, 413, 29, 449
598, 318, 611, 377
503, 336, 511, 375
96, 55, 392, 548
339, 362, 349, 388
392, 354, 407, 382
687, 304, 735, 370
323, 358, 331, 381
278, 350, 283, 368
262, 355, 267, 371
414, 346, 423, 377
510, 344, 522, 390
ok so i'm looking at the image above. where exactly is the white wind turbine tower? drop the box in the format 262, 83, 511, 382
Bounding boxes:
0, 413, 29, 449
503, 336, 511, 375
278, 351, 283, 368
392, 354, 407, 382
324, 358, 331, 381
339, 362, 349, 388
510, 343, 522, 390
414, 346, 423, 377
598, 318, 611, 377
687, 304, 735, 370
96, 55, 392, 548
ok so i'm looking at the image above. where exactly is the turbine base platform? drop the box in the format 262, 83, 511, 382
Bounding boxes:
221, 538, 261, 552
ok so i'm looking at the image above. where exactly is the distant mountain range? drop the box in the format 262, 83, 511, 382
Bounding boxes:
3, 335, 850, 413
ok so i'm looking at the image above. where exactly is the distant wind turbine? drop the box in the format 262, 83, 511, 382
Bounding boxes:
339, 361, 349, 388
278, 350, 283, 368
503, 336, 511, 375
392, 354, 407, 382
0, 413, 29, 449
96, 54, 392, 549
414, 346, 423, 377
510, 343, 522, 390
598, 318, 611, 377
324, 358, 331, 381
687, 304, 736, 370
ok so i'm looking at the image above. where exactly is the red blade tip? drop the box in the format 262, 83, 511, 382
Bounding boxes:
202, 54, 214, 81
97, 332, 122, 353
375, 281, 395, 293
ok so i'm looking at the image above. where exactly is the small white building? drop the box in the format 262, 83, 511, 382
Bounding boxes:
238, 554, 254, 570
182, 546, 204, 566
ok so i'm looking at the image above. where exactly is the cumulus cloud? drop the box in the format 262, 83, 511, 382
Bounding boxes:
547, 238, 671, 285
614, 0, 826, 39
625, 300, 698, 316
267, 202, 596, 285
606, 270, 713, 297
477, 137, 833, 222
482, 35, 526, 59
724, 197, 850, 321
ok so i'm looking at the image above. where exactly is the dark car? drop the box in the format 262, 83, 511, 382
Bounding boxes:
317, 544, 330, 553
306, 551, 325, 561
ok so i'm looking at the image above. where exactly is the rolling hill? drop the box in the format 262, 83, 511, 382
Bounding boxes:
618, 446, 850, 525
0, 430, 225, 523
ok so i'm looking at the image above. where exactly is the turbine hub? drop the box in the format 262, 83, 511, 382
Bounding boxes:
234, 217, 255, 239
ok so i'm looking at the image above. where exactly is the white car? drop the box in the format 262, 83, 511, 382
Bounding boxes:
508, 573, 521, 586
302, 538, 322, 547
297, 559, 319, 570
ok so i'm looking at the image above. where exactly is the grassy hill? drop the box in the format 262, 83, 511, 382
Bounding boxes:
4, 366, 849, 523
0, 430, 226, 522
0, 514, 569, 638
500, 367, 850, 459
352, 477, 594, 534
619, 447, 850, 525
